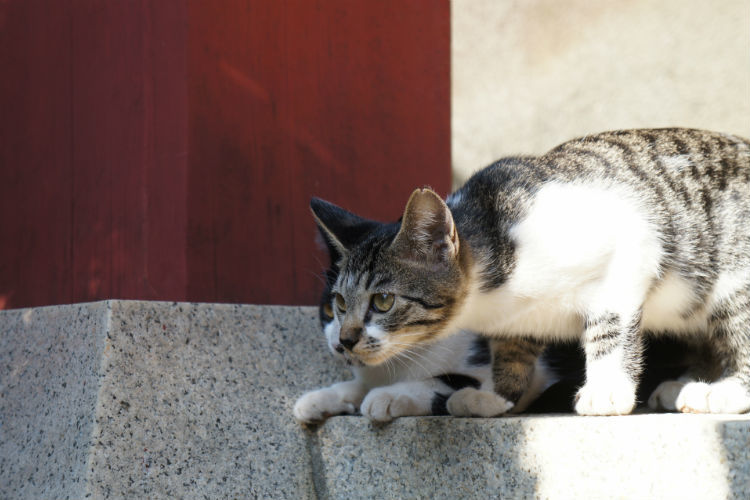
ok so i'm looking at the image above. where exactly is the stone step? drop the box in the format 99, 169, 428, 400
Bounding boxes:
1, 301, 748, 499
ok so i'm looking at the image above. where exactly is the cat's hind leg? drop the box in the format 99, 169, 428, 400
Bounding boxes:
447, 338, 547, 417
648, 341, 721, 411
445, 387, 514, 417
676, 378, 750, 413
675, 289, 750, 413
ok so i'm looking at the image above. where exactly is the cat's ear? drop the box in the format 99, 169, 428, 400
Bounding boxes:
391, 188, 459, 265
310, 198, 380, 259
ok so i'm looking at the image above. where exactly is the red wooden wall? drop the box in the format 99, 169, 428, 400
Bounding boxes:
0, 1, 450, 309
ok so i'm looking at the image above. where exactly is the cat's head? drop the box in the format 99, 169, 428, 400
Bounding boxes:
311, 188, 470, 366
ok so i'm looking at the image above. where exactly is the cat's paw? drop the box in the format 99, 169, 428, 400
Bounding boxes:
574, 378, 636, 416
446, 387, 514, 417
360, 387, 425, 423
293, 388, 356, 424
675, 379, 750, 414
648, 379, 688, 411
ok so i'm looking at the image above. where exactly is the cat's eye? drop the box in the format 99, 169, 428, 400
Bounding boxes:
335, 293, 347, 313
372, 293, 395, 312
322, 302, 334, 319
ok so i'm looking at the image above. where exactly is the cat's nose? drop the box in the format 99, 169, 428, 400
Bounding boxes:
339, 326, 362, 350
334, 343, 345, 353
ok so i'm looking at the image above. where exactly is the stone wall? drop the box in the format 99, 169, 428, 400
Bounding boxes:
452, 0, 750, 186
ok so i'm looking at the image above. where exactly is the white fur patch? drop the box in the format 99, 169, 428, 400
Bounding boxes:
450, 181, 663, 341
365, 324, 387, 340
642, 272, 705, 333
324, 317, 345, 358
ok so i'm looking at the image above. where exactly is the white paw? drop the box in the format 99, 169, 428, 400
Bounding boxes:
293, 388, 356, 424
648, 380, 689, 411
446, 387, 514, 417
574, 378, 636, 416
360, 388, 425, 423
675, 379, 750, 414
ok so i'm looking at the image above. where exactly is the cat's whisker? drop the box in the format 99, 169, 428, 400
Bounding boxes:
390, 352, 418, 381
388, 334, 456, 360
304, 268, 328, 287
387, 343, 434, 379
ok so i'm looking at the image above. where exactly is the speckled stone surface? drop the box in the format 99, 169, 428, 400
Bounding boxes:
317, 413, 750, 499
86, 301, 347, 499
0, 302, 110, 499
0, 301, 349, 499
2, 301, 750, 499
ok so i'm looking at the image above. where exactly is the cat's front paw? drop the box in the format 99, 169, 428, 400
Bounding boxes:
675, 379, 750, 414
360, 387, 426, 423
446, 387, 514, 417
293, 388, 356, 424
574, 378, 636, 416
648, 379, 688, 411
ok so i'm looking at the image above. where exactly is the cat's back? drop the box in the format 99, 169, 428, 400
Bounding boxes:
451, 128, 750, 312
542, 128, 750, 187
537, 128, 750, 270
453, 129, 749, 227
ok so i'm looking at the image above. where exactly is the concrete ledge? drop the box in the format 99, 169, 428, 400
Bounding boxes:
1, 301, 749, 499
317, 415, 750, 499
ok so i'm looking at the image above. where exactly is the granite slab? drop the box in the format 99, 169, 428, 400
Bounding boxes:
1, 301, 348, 499
0, 302, 110, 499
2, 300, 750, 499
317, 414, 750, 499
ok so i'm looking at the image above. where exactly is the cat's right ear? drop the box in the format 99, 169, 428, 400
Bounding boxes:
310, 198, 380, 259
391, 188, 459, 267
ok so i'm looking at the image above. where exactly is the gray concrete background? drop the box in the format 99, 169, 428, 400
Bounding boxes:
452, 0, 750, 187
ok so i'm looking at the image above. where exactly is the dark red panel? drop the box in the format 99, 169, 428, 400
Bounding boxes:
186, 0, 451, 305
0, 0, 73, 309
0, 0, 449, 309
70, 1, 188, 303
0, 1, 188, 309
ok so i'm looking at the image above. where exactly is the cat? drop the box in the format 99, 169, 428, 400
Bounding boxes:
292, 282, 511, 423
294, 227, 695, 420
295, 205, 694, 422
292, 226, 500, 423
294, 219, 564, 423
310, 128, 750, 416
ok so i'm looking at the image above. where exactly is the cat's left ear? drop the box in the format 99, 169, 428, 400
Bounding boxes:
391, 188, 459, 266
310, 197, 381, 259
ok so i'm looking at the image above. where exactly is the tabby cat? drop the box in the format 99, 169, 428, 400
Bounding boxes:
293, 222, 558, 423
292, 283, 509, 423
311, 128, 750, 416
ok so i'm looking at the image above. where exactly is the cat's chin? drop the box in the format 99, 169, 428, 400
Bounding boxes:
345, 358, 365, 367
334, 350, 367, 367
